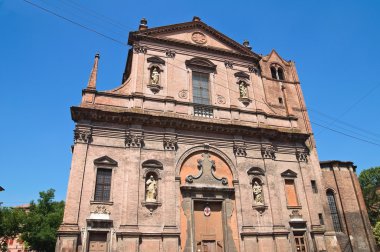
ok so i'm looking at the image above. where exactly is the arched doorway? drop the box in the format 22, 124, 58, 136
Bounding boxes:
178, 149, 239, 252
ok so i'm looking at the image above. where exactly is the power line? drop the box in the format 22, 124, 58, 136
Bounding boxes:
309, 108, 380, 139
23, 0, 127, 46
311, 121, 380, 147
315, 81, 380, 135
62, 0, 133, 31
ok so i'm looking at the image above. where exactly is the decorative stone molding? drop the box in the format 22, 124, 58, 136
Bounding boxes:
178, 89, 188, 99
289, 209, 303, 220
91, 205, 110, 215
185, 152, 228, 186
238, 97, 252, 107
261, 145, 277, 160
248, 65, 259, 74
233, 145, 246, 157
133, 44, 147, 54
224, 61, 233, 69
247, 167, 265, 176
163, 137, 178, 151
125, 133, 144, 148
234, 71, 250, 79
94, 156, 118, 166
217, 95, 226, 104
191, 32, 207, 44
141, 201, 162, 215
147, 56, 165, 65
74, 130, 92, 144
281, 169, 297, 178
165, 49, 176, 58
296, 150, 309, 163
147, 84, 163, 94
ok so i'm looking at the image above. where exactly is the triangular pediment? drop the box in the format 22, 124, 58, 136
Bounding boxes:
129, 20, 258, 57
94, 156, 118, 166
281, 169, 297, 178
262, 50, 291, 67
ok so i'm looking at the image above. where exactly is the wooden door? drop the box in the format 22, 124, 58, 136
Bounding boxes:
88, 232, 108, 252
194, 201, 224, 252
294, 234, 307, 252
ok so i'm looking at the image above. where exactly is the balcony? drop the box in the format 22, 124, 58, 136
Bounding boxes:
193, 104, 214, 118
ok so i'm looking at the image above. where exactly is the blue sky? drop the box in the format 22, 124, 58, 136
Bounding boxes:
1, 0, 380, 206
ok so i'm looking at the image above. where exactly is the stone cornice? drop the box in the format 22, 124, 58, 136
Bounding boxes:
132, 35, 260, 62
82, 90, 299, 121
128, 21, 259, 59
71, 106, 310, 143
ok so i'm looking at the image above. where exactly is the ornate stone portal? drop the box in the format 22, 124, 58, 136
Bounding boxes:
180, 151, 238, 252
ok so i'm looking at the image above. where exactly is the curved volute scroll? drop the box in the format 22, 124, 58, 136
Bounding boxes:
180, 151, 233, 188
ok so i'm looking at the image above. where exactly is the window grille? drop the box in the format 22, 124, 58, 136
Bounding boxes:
94, 168, 112, 202
327, 190, 342, 232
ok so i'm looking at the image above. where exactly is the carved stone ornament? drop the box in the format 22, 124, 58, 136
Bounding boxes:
163, 137, 178, 151
74, 130, 92, 144
178, 89, 188, 99
217, 95, 226, 104
125, 133, 144, 148
296, 150, 309, 163
133, 44, 147, 54
185, 152, 228, 186
224, 61, 233, 69
165, 49, 176, 58
91, 205, 110, 215
289, 209, 303, 220
145, 175, 158, 202
191, 32, 207, 44
248, 65, 259, 74
233, 145, 246, 157
253, 181, 264, 205
261, 145, 277, 160
204, 205, 211, 217
238, 97, 252, 107
147, 67, 162, 94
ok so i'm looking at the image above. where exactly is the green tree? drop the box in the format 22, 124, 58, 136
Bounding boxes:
374, 221, 380, 248
359, 166, 380, 225
0, 207, 26, 252
21, 189, 64, 252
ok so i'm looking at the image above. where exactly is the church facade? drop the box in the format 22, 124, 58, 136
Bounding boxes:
56, 17, 376, 252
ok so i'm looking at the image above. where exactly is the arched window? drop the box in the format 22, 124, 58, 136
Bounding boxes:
270, 66, 277, 79
277, 68, 284, 80
270, 65, 285, 81
326, 190, 342, 232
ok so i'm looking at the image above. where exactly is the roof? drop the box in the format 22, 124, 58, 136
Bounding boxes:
128, 17, 260, 61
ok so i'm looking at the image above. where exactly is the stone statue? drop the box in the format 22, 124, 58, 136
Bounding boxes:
239, 81, 248, 98
146, 175, 157, 202
151, 67, 160, 85
253, 181, 264, 205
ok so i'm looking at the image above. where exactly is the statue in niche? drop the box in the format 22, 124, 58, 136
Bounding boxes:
145, 175, 157, 202
151, 67, 160, 85
252, 181, 264, 205
239, 81, 248, 98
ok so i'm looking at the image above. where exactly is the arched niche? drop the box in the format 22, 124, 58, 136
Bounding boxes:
142, 159, 163, 179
